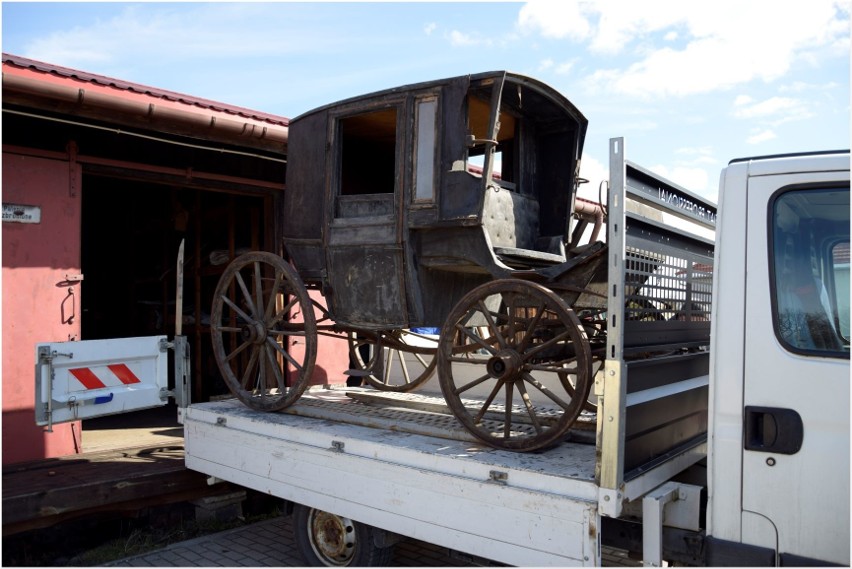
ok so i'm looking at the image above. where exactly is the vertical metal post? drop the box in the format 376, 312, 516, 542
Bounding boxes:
641, 482, 681, 566
597, 137, 628, 517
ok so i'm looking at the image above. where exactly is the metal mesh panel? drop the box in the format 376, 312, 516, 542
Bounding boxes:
625, 247, 713, 323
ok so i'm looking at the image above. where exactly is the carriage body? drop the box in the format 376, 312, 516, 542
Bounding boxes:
214, 72, 714, 452
282, 71, 597, 330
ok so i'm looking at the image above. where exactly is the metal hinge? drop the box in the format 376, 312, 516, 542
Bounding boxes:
488, 470, 508, 485
37, 347, 74, 433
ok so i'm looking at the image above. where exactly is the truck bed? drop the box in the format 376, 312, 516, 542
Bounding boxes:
182, 388, 601, 566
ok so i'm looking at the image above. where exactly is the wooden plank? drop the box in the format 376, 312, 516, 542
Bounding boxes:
2, 444, 226, 536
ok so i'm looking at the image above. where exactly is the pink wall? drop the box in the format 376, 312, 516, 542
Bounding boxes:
2, 152, 82, 464
291, 290, 349, 387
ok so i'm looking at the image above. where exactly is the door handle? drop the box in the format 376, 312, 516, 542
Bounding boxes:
744, 406, 803, 454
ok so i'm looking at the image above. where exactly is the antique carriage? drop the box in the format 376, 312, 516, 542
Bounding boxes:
210, 72, 618, 451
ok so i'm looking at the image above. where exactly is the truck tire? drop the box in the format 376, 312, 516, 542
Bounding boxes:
293, 503, 395, 566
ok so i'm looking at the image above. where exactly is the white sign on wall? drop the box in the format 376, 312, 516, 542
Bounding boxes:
2, 203, 41, 224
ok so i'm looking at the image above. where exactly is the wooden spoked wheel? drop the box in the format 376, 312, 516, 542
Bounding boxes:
347, 329, 438, 392
211, 251, 316, 411
437, 279, 593, 451
563, 307, 608, 413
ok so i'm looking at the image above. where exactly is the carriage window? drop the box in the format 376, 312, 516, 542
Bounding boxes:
414, 98, 437, 202
339, 108, 397, 196
772, 187, 850, 356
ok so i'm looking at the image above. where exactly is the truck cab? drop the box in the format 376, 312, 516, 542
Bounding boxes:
707, 152, 849, 565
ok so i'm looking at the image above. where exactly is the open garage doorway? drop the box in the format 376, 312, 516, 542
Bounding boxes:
79, 172, 275, 450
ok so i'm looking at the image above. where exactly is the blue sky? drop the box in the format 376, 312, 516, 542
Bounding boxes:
2, 1, 849, 201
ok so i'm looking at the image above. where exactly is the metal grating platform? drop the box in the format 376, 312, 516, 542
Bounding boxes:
282, 388, 596, 445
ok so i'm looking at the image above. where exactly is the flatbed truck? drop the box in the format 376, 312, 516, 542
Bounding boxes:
36, 84, 849, 565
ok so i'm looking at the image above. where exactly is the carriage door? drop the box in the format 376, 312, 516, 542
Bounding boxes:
326, 104, 408, 327
741, 166, 849, 564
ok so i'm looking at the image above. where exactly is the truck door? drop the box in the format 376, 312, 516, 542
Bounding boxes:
35, 335, 176, 431
742, 161, 849, 565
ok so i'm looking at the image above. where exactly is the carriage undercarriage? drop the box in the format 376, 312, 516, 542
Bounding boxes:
210, 248, 609, 452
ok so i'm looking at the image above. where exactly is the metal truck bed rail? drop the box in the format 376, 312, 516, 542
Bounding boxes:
598, 138, 716, 517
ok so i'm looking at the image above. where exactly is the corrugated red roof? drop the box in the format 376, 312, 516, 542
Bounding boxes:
2, 53, 289, 127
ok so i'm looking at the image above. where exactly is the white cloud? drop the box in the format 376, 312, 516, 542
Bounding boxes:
538, 58, 555, 72
650, 164, 711, 196
577, 154, 608, 203
518, 0, 850, 98
554, 59, 578, 75
424, 22, 437, 36
517, 1, 593, 42
448, 29, 492, 47
733, 96, 814, 126
675, 146, 718, 166
747, 129, 778, 144
23, 4, 344, 68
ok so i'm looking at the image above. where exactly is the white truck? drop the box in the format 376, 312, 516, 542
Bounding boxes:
36, 73, 849, 567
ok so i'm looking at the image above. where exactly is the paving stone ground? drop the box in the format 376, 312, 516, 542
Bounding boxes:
105, 515, 475, 567
105, 513, 638, 567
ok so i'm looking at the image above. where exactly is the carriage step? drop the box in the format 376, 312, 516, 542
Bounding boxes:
343, 369, 373, 377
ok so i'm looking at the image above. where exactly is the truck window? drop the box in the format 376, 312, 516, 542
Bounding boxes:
832, 242, 850, 340
772, 187, 850, 356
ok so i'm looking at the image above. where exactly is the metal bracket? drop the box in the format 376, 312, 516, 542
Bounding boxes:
157, 335, 191, 408
488, 470, 508, 485
36, 347, 74, 433
330, 440, 345, 453
641, 482, 702, 566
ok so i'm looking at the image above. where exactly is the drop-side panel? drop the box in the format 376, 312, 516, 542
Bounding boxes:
183, 397, 600, 566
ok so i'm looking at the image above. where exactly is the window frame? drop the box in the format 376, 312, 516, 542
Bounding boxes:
768, 183, 850, 359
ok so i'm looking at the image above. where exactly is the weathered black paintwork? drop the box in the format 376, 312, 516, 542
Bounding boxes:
282, 71, 598, 329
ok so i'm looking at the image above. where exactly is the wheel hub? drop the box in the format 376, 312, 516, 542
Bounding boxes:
240, 320, 267, 345
310, 510, 356, 564
486, 349, 522, 381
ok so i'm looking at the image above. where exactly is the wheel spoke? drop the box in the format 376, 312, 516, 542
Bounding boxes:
477, 300, 508, 349
473, 379, 504, 423
240, 347, 260, 390
234, 271, 259, 319
266, 336, 304, 372
263, 270, 284, 321
222, 294, 254, 325
503, 382, 514, 439
225, 339, 252, 363
253, 260, 264, 322
268, 296, 300, 328
521, 328, 573, 362
454, 323, 497, 355
395, 350, 412, 385
504, 293, 519, 342
515, 301, 546, 353
521, 372, 573, 411
516, 381, 544, 434
264, 342, 287, 392
267, 328, 307, 338
453, 372, 493, 396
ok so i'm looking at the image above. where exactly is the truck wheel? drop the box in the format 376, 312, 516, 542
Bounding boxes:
293, 504, 394, 567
